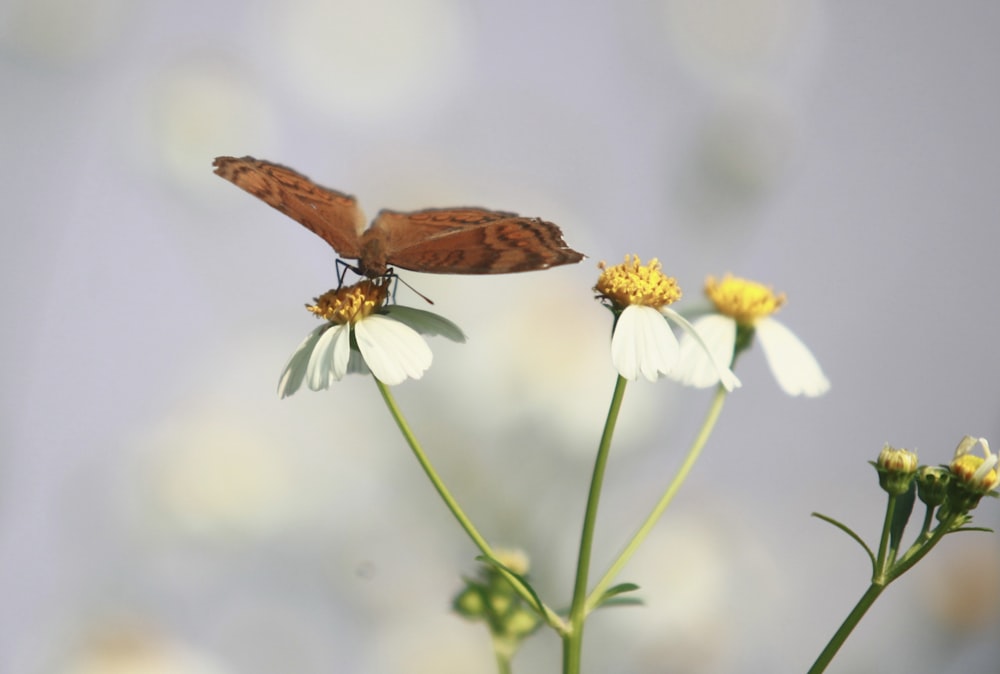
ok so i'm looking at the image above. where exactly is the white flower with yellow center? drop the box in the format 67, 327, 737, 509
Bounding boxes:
674, 274, 830, 397
278, 279, 465, 396
594, 256, 740, 390
950, 436, 999, 494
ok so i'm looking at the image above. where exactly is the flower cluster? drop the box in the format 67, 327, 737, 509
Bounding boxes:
886, 436, 998, 513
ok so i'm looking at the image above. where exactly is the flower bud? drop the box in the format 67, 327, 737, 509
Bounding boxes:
873, 444, 919, 495
916, 466, 950, 507
451, 548, 539, 649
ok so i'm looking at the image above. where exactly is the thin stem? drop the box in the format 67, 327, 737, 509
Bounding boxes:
916, 503, 936, 542
874, 494, 897, 578
493, 647, 513, 674
806, 582, 886, 674
807, 505, 964, 673
375, 378, 493, 553
374, 379, 566, 632
586, 384, 728, 612
889, 513, 959, 581
563, 375, 629, 674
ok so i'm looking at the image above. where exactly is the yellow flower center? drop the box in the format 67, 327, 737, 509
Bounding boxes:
952, 454, 1000, 492
307, 280, 389, 324
705, 274, 786, 326
595, 255, 682, 310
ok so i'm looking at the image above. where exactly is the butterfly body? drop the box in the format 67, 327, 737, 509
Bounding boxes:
213, 156, 584, 277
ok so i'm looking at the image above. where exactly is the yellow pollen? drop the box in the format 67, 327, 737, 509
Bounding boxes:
952, 454, 1000, 491
595, 255, 682, 310
307, 280, 389, 324
705, 274, 786, 325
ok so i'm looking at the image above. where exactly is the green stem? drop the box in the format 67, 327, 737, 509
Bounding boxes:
874, 494, 897, 577
916, 504, 936, 542
375, 378, 494, 554
493, 646, 513, 674
374, 379, 565, 632
806, 582, 886, 674
563, 375, 629, 674
808, 505, 964, 673
889, 513, 959, 581
586, 385, 728, 612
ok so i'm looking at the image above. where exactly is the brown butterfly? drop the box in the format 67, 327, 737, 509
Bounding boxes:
213, 156, 585, 278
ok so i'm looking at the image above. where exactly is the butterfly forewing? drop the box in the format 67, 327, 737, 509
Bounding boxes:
372, 208, 585, 274
213, 156, 365, 259
213, 156, 585, 276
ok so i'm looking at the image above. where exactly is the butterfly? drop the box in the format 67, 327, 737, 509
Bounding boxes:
213, 156, 585, 278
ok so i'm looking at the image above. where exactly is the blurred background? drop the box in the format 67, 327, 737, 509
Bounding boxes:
2, 0, 999, 672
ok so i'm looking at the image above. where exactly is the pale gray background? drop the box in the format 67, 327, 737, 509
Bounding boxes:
2, 1, 998, 673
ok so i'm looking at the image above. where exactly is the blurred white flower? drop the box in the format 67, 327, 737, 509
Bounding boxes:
61, 624, 230, 674
674, 274, 829, 396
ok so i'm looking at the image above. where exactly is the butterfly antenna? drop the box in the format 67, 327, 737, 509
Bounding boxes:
386, 269, 434, 305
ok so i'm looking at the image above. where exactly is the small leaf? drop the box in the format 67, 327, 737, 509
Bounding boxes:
383, 305, 466, 342
598, 596, 645, 608
812, 512, 876, 570
592, 583, 643, 611
602, 582, 640, 599
476, 555, 546, 617
889, 481, 916, 551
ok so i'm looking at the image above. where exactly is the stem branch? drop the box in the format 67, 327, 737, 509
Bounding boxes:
587, 385, 728, 612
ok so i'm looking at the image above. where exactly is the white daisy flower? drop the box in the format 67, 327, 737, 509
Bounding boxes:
674, 274, 830, 397
594, 256, 740, 390
278, 279, 465, 397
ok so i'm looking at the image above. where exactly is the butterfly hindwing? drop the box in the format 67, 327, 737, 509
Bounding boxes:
371, 208, 585, 274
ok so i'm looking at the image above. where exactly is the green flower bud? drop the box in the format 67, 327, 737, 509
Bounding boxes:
916, 466, 950, 507
873, 444, 919, 495
453, 583, 488, 619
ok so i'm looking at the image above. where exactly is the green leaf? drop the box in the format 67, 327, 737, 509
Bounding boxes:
889, 481, 916, 551
812, 512, 876, 570
475, 555, 546, 618
598, 596, 645, 608
592, 582, 642, 610
383, 305, 466, 342
951, 526, 995, 534
601, 582, 640, 599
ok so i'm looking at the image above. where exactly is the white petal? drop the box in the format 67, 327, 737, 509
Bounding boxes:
331, 322, 353, 380
756, 317, 830, 397
611, 305, 679, 382
383, 305, 466, 342
354, 315, 432, 385
306, 324, 350, 391
277, 324, 329, 398
663, 309, 741, 392
673, 314, 738, 388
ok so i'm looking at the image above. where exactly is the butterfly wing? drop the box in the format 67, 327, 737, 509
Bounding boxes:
369, 207, 585, 274
213, 156, 366, 259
